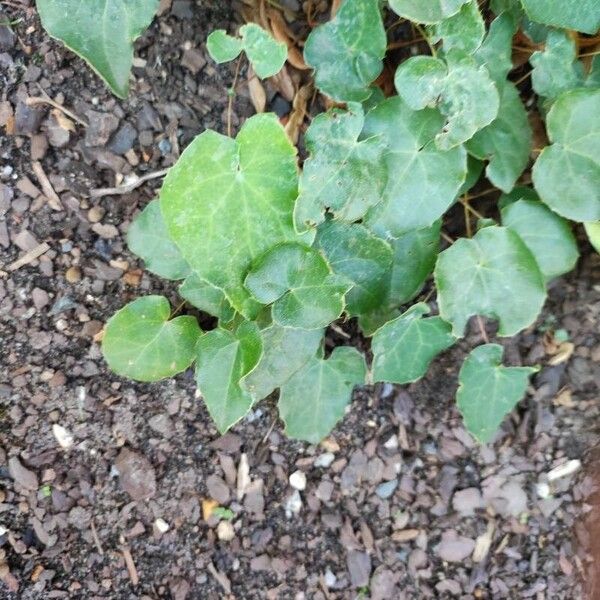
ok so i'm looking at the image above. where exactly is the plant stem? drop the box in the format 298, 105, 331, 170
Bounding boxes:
227, 56, 244, 138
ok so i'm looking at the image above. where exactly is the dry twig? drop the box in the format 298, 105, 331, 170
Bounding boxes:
89, 169, 169, 198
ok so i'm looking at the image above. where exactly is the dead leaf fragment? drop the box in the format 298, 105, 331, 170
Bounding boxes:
248, 69, 267, 114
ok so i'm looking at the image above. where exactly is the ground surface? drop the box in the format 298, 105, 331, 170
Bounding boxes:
1, 1, 600, 599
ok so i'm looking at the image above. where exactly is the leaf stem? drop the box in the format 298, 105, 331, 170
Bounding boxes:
414, 24, 436, 58
227, 56, 244, 138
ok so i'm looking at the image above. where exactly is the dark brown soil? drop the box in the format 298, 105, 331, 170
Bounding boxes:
1, 2, 600, 599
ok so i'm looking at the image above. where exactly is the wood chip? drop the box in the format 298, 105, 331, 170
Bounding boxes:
248, 68, 267, 114
31, 161, 63, 210
121, 545, 139, 585
472, 521, 495, 563
5, 242, 50, 272
207, 561, 231, 594
391, 528, 420, 543
237, 453, 250, 501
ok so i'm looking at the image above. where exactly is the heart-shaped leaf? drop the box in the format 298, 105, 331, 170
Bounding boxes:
160, 114, 311, 318
435, 226, 546, 336
207, 24, 287, 79
520, 0, 600, 34
315, 220, 393, 316
196, 321, 263, 433
242, 325, 324, 401
127, 199, 190, 280
37, 0, 159, 98
102, 296, 201, 382
474, 13, 517, 84
304, 0, 386, 102
501, 198, 579, 280
245, 243, 351, 330
395, 52, 500, 149
279, 347, 367, 443
372, 303, 455, 384
530, 30, 584, 104
457, 344, 538, 442
388, 0, 470, 23
294, 104, 387, 232
427, 0, 485, 54
466, 82, 531, 192
179, 275, 235, 323
532, 88, 600, 222
362, 97, 466, 236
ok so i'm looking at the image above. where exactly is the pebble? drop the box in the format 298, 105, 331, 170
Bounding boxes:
216, 520, 235, 542
154, 518, 170, 534
324, 568, 337, 588
8, 457, 38, 490
52, 424, 74, 449
376, 479, 398, 499
87, 206, 105, 223
435, 532, 476, 562
85, 110, 120, 146
346, 550, 371, 588
114, 448, 157, 501
206, 474, 230, 505
108, 122, 137, 154
289, 470, 307, 491
65, 266, 81, 283
452, 487, 484, 515
284, 490, 302, 518
314, 452, 335, 468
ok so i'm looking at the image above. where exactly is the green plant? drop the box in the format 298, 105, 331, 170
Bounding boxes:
43, 0, 599, 443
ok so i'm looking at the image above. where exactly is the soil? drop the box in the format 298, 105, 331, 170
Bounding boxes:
1, 1, 600, 599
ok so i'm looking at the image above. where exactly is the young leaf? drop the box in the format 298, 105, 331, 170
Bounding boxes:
196, 321, 263, 433
279, 347, 367, 443
303, 0, 386, 102
160, 114, 311, 318
501, 199, 579, 280
294, 104, 387, 232
584, 222, 600, 253
37, 0, 159, 98
102, 296, 201, 382
532, 88, 600, 222
435, 226, 546, 336
206, 30, 243, 63
241, 325, 324, 401
244, 243, 351, 330
466, 82, 531, 192
314, 220, 393, 316
395, 52, 500, 150
127, 199, 190, 280
457, 344, 537, 443
207, 24, 287, 79
530, 30, 584, 103
179, 275, 235, 323
520, 0, 600, 35
362, 97, 466, 236
372, 303, 455, 384
388, 0, 470, 24
427, 0, 485, 54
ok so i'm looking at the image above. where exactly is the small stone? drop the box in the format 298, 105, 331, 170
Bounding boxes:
15, 102, 44, 136
346, 550, 371, 588
181, 48, 207, 74
452, 487, 484, 515
435, 533, 476, 562
8, 457, 38, 490
148, 413, 173, 436
108, 122, 137, 154
0, 25, 16, 50
206, 474, 230, 505
314, 453, 335, 468
289, 470, 307, 491
65, 266, 81, 283
216, 520, 235, 542
32, 288, 50, 309
383, 434, 399, 450
87, 206, 105, 223
30, 134, 48, 160
284, 489, 302, 518
52, 424, 74, 449
376, 479, 398, 499
92, 223, 119, 239
154, 518, 170, 533
114, 448, 156, 501
324, 568, 337, 588
85, 110, 120, 146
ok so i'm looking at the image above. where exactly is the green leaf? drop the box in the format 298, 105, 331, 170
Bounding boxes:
584, 222, 600, 253
240, 24, 287, 79
244, 243, 351, 329
457, 344, 537, 443
294, 104, 387, 233
395, 52, 500, 149
241, 325, 324, 401
490, 0, 524, 19
520, 0, 600, 34
37, 0, 159, 98
388, 0, 470, 23
501, 199, 579, 280
530, 30, 585, 103
314, 220, 393, 316
498, 185, 540, 209
304, 0, 386, 102
206, 30, 243, 63
532, 88, 600, 222
474, 13, 517, 85
196, 321, 263, 433
161, 114, 311, 318
372, 303, 455, 384
102, 296, 201, 382
207, 24, 287, 79
458, 155, 485, 196
279, 347, 367, 443
435, 226, 546, 336
362, 97, 466, 236
127, 199, 190, 281
428, 0, 485, 54
587, 56, 600, 88
466, 82, 531, 192
179, 275, 235, 323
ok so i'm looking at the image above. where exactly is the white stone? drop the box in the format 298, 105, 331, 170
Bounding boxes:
154, 518, 170, 533
52, 424, 74, 449
284, 490, 302, 518
289, 470, 307, 491
216, 520, 235, 542
314, 453, 335, 468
